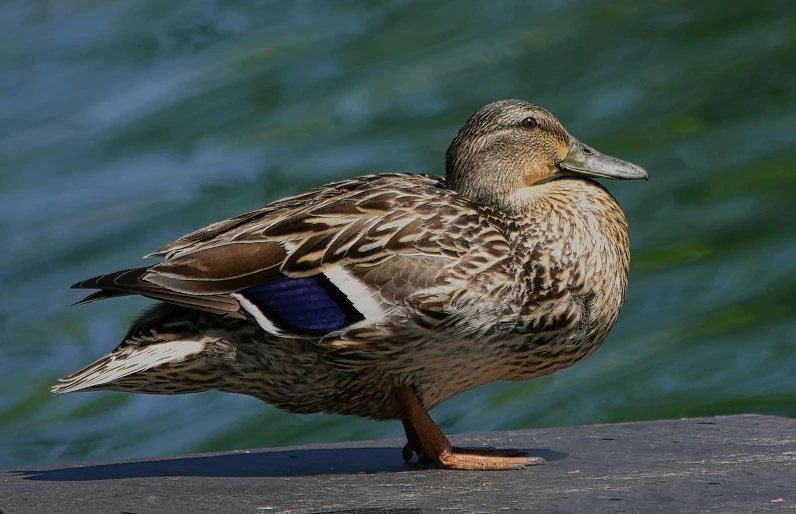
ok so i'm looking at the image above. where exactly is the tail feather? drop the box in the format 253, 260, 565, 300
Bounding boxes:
72, 289, 132, 306
72, 267, 151, 290
51, 339, 207, 395
71, 267, 243, 315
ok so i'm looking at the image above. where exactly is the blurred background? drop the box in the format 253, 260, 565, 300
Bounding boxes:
2, 0, 795, 468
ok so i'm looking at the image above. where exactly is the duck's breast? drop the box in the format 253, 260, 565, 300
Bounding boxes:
502, 178, 631, 378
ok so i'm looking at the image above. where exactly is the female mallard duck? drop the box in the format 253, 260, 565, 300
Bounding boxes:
55, 99, 647, 470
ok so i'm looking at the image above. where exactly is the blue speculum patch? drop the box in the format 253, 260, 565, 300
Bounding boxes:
239, 275, 364, 336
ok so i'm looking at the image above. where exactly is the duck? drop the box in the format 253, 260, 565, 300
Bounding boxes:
54, 99, 647, 470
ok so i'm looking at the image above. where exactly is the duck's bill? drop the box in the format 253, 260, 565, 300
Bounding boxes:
558, 138, 648, 181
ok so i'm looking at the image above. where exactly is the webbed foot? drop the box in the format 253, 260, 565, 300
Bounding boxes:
398, 386, 546, 470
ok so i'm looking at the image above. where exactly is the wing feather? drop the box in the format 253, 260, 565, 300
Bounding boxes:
72, 268, 242, 314
73, 174, 510, 337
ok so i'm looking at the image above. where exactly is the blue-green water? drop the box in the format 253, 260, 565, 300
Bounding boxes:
2, 0, 795, 468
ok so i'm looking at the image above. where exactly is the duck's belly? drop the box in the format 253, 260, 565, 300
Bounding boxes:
220, 330, 408, 419
216, 311, 604, 420
389, 320, 604, 412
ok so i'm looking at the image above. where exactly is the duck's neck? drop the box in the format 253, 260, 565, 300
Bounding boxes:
508, 178, 623, 228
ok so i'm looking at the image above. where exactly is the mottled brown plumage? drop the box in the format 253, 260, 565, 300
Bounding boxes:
55, 99, 647, 470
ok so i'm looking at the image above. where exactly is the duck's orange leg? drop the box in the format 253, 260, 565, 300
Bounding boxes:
397, 385, 546, 470
401, 419, 426, 463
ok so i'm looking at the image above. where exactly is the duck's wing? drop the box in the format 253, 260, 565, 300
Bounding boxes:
73, 174, 511, 339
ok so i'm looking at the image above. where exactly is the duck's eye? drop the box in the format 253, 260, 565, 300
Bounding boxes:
520, 117, 538, 130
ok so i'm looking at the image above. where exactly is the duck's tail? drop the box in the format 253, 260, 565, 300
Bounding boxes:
52, 304, 233, 395
51, 340, 208, 394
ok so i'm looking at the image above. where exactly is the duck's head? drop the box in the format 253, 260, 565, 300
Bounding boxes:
445, 99, 647, 213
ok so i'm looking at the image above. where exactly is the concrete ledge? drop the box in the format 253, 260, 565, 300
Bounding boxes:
2, 414, 794, 513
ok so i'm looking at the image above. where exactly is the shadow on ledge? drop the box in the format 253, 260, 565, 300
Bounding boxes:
13, 446, 566, 481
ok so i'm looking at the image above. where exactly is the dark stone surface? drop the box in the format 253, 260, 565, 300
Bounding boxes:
2, 414, 794, 513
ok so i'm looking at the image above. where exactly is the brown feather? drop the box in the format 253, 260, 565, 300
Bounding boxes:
72, 267, 242, 314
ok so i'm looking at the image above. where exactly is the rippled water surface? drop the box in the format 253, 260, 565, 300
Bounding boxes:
2, 0, 795, 467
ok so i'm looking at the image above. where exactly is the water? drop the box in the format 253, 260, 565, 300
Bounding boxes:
2, 0, 795, 468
